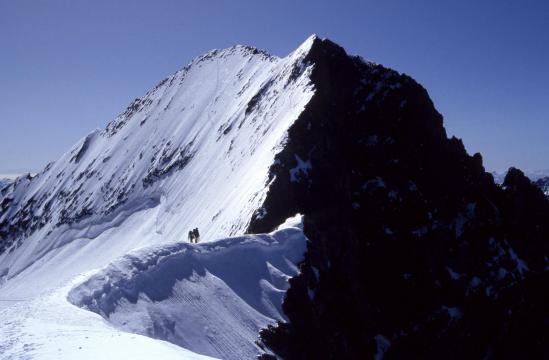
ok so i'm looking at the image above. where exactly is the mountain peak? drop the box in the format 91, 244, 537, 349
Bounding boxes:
298, 33, 320, 49
1, 36, 548, 360
191, 44, 276, 65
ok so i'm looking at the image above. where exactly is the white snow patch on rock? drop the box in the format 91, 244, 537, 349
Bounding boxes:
289, 155, 312, 183
374, 334, 391, 360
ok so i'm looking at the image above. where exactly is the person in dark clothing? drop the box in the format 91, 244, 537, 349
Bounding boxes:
193, 228, 200, 243
188, 230, 195, 243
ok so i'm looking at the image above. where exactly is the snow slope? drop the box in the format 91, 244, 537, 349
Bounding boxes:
0, 180, 9, 191
0, 36, 315, 298
0, 216, 306, 360
0, 36, 318, 359
0, 175, 18, 192
68, 216, 306, 359
0, 282, 215, 360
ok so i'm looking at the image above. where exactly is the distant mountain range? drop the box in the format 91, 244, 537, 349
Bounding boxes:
534, 177, 549, 197
491, 169, 549, 183
492, 170, 549, 199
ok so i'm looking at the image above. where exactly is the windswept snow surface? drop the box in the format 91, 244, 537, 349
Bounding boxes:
0, 216, 306, 359
0, 180, 9, 191
0, 175, 19, 191
0, 35, 315, 285
69, 216, 306, 359
0, 36, 318, 359
0, 283, 215, 360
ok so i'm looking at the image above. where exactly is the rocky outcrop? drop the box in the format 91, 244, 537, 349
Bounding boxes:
534, 176, 549, 199
251, 38, 549, 360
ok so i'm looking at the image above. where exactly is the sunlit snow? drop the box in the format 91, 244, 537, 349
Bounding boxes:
0, 35, 319, 359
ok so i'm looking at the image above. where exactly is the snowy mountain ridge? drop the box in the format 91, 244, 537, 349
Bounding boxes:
2, 34, 548, 360
0, 36, 319, 359
67, 216, 306, 359
1, 215, 306, 360
0, 179, 11, 191
0, 35, 316, 281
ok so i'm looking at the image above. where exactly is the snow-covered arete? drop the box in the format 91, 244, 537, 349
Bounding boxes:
68, 215, 306, 360
0, 35, 319, 358
0, 215, 306, 360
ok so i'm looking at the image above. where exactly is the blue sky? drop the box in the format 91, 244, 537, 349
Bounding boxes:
0, 0, 548, 174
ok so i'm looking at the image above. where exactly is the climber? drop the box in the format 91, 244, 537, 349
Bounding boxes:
188, 230, 195, 243
193, 228, 200, 243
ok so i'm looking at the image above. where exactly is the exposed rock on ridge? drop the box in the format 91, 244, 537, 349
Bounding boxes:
251, 37, 549, 360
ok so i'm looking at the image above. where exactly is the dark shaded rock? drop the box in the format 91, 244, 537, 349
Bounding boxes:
250, 38, 549, 360
533, 176, 549, 199
142, 142, 195, 188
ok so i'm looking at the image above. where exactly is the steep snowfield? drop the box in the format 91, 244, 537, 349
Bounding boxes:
0, 216, 306, 360
0, 36, 317, 358
0, 36, 315, 297
0, 176, 17, 191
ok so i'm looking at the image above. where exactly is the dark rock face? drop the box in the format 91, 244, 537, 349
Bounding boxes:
534, 176, 549, 199
250, 38, 549, 360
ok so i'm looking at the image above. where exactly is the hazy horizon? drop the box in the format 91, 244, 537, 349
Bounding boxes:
1, 0, 548, 174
